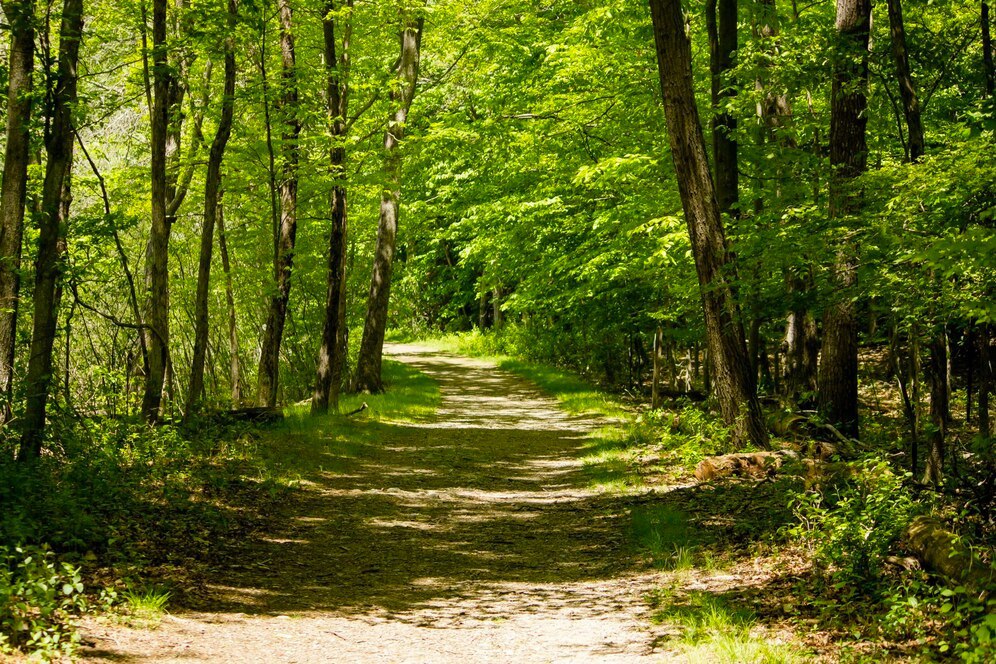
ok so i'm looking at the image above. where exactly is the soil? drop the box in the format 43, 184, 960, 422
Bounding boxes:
79, 344, 670, 663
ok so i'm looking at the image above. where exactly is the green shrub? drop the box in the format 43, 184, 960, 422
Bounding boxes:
787, 457, 917, 592
0, 545, 86, 658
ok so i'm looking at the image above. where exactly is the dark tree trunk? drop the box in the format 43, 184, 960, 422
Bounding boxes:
142, 0, 173, 422
924, 337, 948, 486
817, 0, 871, 439
705, 0, 738, 215
187, 0, 238, 417
257, 0, 301, 407
887, 0, 924, 162
0, 0, 36, 422
18, 0, 83, 458
354, 16, 423, 393
312, 0, 352, 415
217, 199, 242, 405
984, 2, 994, 97
649, 0, 768, 448
979, 325, 992, 437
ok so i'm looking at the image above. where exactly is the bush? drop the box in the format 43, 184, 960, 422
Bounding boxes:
0, 545, 86, 658
788, 457, 917, 592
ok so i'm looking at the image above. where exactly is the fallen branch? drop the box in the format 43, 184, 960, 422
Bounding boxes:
694, 450, 799, 482
345, 402, 368, 417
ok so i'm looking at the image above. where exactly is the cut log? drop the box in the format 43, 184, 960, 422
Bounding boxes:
694, 449, 798, 481
903, 516, 993, 591
223, 406, 284, 423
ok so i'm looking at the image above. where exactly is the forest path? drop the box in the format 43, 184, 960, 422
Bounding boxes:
81, 344, 666, 663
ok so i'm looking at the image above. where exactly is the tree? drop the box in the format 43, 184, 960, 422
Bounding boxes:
0, 0, 37, 422
648, 0, 768, 448
256, 0, 301, 407
354, 9, 424, 393
705, 0, 738, 215
817, 0, 872, 439
142, 0, 174, 422
18, 0, 84, 457
187, 0, 239, 416
312, 0, 353, 414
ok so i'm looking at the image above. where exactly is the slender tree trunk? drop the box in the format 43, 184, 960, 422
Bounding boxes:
979, 325, 992, 437
256, 0, 300, 407
313, 0, 352, 415
817, 0, 871, 439
217, 199, 242, 405
652, 325, 664, 409
18, 0, 83, 458
924, 336, 948, 485
983, 2, 994, 97
649, 0, 768, 448
186, 0, 238, 417
0, 0, 36, 423
142, 0, 173, 422
354, 14, 424, 393
887, 0, 924, 162
705, 0, 738, 215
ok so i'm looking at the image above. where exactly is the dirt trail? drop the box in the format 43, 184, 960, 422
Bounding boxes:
82, 344, 665, 663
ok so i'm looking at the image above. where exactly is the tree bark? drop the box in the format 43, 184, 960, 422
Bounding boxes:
142, 0, 173, 422
923, 335, 948, 486
18, 0, 83, 458
312, 0, 352, 415
187, 0, 238, 417
354, 14, 424, 393
216, 198, 242, 405
887, 0, 924, 162
984, 2, 994, 97
256, 0, 301, 407
0, 0, 36, 423
705, 0, 738, 215
817, 0, 871, 439
979, 325, 992, 437
649, 0, 768, 448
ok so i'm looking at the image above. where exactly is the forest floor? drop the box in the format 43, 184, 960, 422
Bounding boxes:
74, 344, 817, 663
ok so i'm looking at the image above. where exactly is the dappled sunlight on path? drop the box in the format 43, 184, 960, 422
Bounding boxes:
81, 344, 666, 663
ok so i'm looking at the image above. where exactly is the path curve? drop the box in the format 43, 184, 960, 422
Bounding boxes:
82, 345, 663, 663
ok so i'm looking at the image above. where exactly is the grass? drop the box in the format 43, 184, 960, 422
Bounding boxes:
120, 585, 171, 628
652, 591, 807, 663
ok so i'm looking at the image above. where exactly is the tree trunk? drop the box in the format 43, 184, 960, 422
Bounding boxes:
0, 0, 36, 423
312, 0, 353, 415
652, 326, 664, 409
649, 0, 768, 448
923, 336, 948, 485
354, 15, 424, 393
217, 199, 242, 405
984, 2, 994, 97
18, 0, 83, 458
887, 0, 924, 162
142, 0, 173, 422
817, 0, 871, 439
978, 325, 992, 437
705, 0, 738, 215
256, 0, 301, 407
187, 0, 238, 417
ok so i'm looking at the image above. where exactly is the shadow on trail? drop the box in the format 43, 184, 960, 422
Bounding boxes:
172, 346, 793, 628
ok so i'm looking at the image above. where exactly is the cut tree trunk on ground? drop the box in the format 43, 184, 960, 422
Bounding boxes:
694, 450, 798, 481
904, 516, 993, 591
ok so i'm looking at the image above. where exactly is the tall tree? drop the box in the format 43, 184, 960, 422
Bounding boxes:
354, 10, 423, 393
18, 0, 83, 458
187, 0, 238, 416
312, 0, 353, 414
0, 0, 36, 422
648, 0, 768, 448
984, 2, 994, 97
142, 0, 173, 422
888, 0, 924, 162
817, 0, 872, 438
256, 0, 301, 407
705, 0, 738, 215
